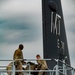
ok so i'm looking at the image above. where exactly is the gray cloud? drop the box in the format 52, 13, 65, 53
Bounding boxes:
0, 0, 42, 44
69, 24, 75, 33
61, 0, 75, 68
0, 16, 40, 44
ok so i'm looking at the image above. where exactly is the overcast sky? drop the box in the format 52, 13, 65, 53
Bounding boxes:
0, 0, 43, 66
0, 0, 75, 69
61, 0, 75, 68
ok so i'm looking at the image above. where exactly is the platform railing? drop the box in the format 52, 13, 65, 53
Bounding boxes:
0, 59, 75, 75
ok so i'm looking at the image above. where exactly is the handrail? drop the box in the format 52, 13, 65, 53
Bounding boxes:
0, 59, 75, 75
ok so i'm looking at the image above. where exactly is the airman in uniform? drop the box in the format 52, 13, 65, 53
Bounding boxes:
13, 44, 25, 75
36, 54, 48, 75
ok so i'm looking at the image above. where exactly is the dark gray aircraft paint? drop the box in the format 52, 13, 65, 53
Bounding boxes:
42, 0, 71, 74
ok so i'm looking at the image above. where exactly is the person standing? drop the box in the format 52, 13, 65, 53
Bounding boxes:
13, 44, 25, 75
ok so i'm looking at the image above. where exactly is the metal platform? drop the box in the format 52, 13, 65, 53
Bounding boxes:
0, 59, 75, 75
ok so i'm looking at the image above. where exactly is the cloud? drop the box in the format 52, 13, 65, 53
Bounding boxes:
61, 0, 75, 68
0, 0, 42, 18
0, 0, 42, 44
0, 18, 40, 44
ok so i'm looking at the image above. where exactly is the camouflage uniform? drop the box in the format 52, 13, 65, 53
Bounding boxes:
37, 59, 48, 75
13, 48, 24, 75
6, 62, 13, 75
